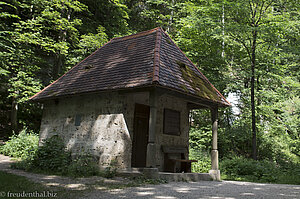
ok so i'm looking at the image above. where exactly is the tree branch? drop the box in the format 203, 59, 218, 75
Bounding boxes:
256, 0, 274, 26
252, 0, 258, 22
249, 0, 254, 17
228, 32, 252, 61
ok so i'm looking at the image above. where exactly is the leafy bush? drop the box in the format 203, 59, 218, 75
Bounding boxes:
221, 156, 278, 181
29, 135, 71, 173
0, 129, 39, 160
190, 149, 211, 173
189, 127, 212, 152
99, 159, 118, 178
11, 135, 103, 177
220, 156, 300, 184
67, 152, 100, 177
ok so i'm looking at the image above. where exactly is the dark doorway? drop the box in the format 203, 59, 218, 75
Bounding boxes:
131, 103, 150, 167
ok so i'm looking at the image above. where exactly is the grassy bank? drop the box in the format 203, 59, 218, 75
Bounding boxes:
0, 171, 85, 199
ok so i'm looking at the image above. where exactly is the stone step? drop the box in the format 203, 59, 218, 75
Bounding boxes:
118, 168, 213, 182
158, 172, 212, 182
117, 170, 144, 178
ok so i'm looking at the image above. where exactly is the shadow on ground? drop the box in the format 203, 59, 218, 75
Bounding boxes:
85, 181, 300, 199
0, 155, 299, 199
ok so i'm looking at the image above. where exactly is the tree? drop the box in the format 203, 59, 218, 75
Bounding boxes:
0, 0, 107, 135
126, 0, 188, 34
220, 0, 299, 160
173, 0, 299, 162
79, 0, 129, 37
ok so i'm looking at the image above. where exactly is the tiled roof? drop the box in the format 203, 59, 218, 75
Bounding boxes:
30, 27, 230, 106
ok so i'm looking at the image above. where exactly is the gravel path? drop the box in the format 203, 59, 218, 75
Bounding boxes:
1, 155, 299, 199
83, 180, 300, 199
0, 155, 130, 190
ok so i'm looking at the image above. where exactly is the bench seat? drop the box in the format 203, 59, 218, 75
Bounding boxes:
162, 146, 198, 173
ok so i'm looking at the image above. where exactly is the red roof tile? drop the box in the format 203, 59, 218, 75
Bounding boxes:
30, 27, 230, 106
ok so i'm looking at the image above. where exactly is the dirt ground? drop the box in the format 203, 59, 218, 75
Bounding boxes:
0, 155, 299, 199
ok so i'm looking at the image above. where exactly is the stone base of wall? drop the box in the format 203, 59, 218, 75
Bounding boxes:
119, 168, 213, 182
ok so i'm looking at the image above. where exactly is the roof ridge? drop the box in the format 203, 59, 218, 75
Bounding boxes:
160, 29, 231, 106
152, 27, 162, 83
111, 27, 160, 43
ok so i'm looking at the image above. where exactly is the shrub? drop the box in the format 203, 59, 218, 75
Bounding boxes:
220, 156, 279, 182
0, 129, 39, 160
190, 149, 211, 173
67, 152, 100, 177
189, 127, 212, 152
11, 135, 102, 177
100, 159, 118, 178
30, 135, 71, 174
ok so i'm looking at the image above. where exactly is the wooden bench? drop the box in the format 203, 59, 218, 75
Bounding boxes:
162, 146, 197, 173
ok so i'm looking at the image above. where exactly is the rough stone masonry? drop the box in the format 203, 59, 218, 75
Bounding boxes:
39, 91, 189, 171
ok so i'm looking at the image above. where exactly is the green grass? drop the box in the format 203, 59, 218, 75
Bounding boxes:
0, 171, 85, 199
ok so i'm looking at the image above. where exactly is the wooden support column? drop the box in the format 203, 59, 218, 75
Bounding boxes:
209, 106, 221, 181
146, 89, 157, 168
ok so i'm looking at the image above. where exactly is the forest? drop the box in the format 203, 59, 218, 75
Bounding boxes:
0, 0, 299, 183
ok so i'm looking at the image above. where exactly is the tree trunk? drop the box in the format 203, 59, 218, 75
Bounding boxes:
251, 29, 257, 160
52, 53, 63, 80
11, 97, 18, 133
52, 7, 69, 80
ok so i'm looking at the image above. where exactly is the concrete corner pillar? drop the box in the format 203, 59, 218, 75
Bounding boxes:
209, 107, 221, 181
146, 89, 157, 168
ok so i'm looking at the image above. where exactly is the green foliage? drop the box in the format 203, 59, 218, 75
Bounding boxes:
221, 156, 276, 181
100, 159, 118, 178
8, 71, 41, 103
221, 156, 300, 184
9, 135, 102, 178
0, 0, 299, 185
67, 152, 100, 177
189, 149, 211, 173
189, 127, 211, 152
0, 128, 39, 160
0, 0, 111, 135
29, 135, 71, 173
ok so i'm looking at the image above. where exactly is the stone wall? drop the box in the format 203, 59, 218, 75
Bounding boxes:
155, 93, 190, 171
39, 90, 189, 171
39, 91, 149, 169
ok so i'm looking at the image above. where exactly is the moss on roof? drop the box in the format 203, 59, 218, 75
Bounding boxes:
179, 62, 221, 102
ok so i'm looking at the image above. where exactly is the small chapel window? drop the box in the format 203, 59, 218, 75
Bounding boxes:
163, 109, 180, 136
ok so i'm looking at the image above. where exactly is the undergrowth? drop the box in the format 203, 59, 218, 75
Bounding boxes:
190, 149, 211, 173
0, 128, 39, 160
1, 131, 116, 178
220, 156, 300, 185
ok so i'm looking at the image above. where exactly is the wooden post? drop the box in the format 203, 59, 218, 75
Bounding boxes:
209, 106, 221, 181
146, 89, 157, 168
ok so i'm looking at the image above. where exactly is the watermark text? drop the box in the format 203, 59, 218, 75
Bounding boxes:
0, 191, 57, 198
